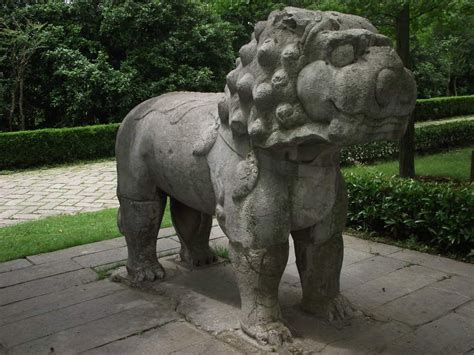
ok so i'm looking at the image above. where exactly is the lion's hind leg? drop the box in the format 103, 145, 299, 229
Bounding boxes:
117, 153, 167, 283
170, 198, 217, 267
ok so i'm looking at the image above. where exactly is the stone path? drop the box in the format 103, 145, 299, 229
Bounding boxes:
1, 226, 473, 354
0, 161, 117, 227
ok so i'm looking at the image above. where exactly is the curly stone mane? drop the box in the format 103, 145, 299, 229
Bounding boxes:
218, 7, 376, 146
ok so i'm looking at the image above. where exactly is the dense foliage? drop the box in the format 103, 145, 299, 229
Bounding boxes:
345, 172, 474, 258
341, 119, 474, 165
0, 0, 472, 132
415, 95, 474, 121
0, 0, 235, 131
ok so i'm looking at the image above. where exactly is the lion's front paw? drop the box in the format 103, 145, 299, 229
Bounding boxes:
241, 321, 293, 346
127, 262, 165, 283
302, 294, 360, 322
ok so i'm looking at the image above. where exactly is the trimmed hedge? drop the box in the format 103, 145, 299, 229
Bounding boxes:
341, 119, 474, 165
0, 124, 119, 169
1, 118, 473, 170
345, 172, 474, 258
415, 95, 474, 122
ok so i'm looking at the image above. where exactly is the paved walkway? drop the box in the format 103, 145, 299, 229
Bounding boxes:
1, 226, 473, 354
0, 161, 117, 227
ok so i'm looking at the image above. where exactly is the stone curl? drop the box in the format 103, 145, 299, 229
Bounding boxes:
218, 8, 347, 141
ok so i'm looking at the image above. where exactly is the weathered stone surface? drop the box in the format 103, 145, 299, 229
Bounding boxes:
158, 226, 179, 239
345, 264, 448, 309
0, 259, 82, 288
85, 321, 239, 354
343, 234, 402, 256
157, 237, 182, 256
26, 237, 126, 265
382, 312, 474, 354
0, 279, 123, 326
390, 248, 474, 278
313, 320, 411, 354
343, 247, 374, 266
432, 275, 474, 298
0, 288, 171, 347
0, 258, 32, 273
0, 268, 96, 306
375, 286, 469, 326
456, 300, 474, 319
156, 262, 240, 334
0, 237, 473, 354
115, 6, 416, 345
9, 302, 178, 354
341, 256, 409, 290
72, 246, 128, 268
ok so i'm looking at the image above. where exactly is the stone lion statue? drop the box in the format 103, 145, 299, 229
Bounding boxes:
116, 7, 416, 346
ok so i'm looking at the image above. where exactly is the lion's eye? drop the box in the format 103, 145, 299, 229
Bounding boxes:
330, 44, 355, 67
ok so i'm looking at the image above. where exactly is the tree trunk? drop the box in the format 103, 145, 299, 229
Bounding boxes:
8, 77, 18, 132
19, 75, 25, 131
396, 4, 415, 178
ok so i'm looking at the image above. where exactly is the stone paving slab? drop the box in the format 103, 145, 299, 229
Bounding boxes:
0, 226, 473, 354
381, 312, 474, 354
0, 279, 123, 326
0, 161, 118, 227
85, 320, 240, 354
376, 285, 469, 326
9, 302, 179, 354
0, 259, 82, 288
0, 268, 97, 307
26, 237, 126, 265
344, 264, 449, 310
389, 248, 474, 279
0, 258, 32, 273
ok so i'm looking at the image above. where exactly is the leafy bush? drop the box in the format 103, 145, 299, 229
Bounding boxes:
341, 119, 474, 165
415, 95, 474, 121
345, 172, 474, 258
0, 124, 119, 169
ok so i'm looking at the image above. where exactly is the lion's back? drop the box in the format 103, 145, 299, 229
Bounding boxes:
116, 92, 223, 213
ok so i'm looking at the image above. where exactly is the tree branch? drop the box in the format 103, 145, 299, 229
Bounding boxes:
410, 1, 453, 20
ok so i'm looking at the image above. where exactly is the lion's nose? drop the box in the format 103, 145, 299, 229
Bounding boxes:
375, 68, 400, 107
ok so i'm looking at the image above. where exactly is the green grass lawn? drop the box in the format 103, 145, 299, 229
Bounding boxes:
343, 147, 473, 181
0, 205, 172, 262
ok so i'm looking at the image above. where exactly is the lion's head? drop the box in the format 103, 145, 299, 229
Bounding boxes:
218, 7, 416, 150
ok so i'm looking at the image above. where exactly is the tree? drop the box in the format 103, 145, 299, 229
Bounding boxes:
0, 0, 235, 131
0, 17, 45, 130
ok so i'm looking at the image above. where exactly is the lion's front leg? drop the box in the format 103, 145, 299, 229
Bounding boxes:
291, 173, 358, 321
216, 150, 293, 346
229, 241, 292, 346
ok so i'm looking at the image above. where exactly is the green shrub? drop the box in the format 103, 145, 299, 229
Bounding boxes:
345, 172, 474, 258
341, 120, 474, 165
415, 95, 474, 121
0, 124, 119, 169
